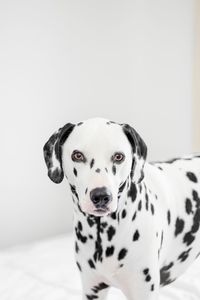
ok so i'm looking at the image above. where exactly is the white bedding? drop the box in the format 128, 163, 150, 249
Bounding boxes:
0, 233, 200, 300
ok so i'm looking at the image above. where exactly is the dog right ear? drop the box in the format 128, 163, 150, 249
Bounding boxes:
122, 123, 147, 183
43, 123, 75, 184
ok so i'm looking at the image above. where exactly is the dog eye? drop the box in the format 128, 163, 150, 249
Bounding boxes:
71, 151, 85, 162
112, 152, 125, 163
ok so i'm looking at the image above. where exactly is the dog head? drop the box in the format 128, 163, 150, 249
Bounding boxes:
43, 118, 147, 216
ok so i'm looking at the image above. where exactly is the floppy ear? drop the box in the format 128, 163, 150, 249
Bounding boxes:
43, 123, 75, 184
122, 124, 147, 183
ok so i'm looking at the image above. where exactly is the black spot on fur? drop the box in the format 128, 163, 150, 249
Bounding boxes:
186, 172, 198, 183
150, 203, 154, 215
132, 212, 137, 221
183, 232, 195, 246
69, 184, 79, 200
185, 198, 193, 214
110, 212, 117, 220
87, 216, 95, 227
167, 210, 171, 225
76, 261, 82, 271
162, 262, 174, 271
118, 180, 127, 194
145, 275, 151, 282
77, 122, 83, 126
106, 246, 115, 257
95, 168, 101, 173
192, 209, 200, 233
90, 159, 95, 169
160, 231, 164, 248
88, 259, 96, 269
158, 231, 164, 258
118, 248, 128, 260
133, 229, 140, 241
192, 190, 200, 207
160, 269, 171, 286
145, 193, 149, 210
160, 262, 174, 286
105, 168, 108, 173
112, 165, 116, 175
78, 221, 82, 231
127, 182, 137, 202
129, 158, 135, 180
196, 252, 200, 259
151, 284, 154, 291
175, 218, 184, 236
75, 225, 87, 243
92, 282, 109, 294
70, 184, 76, 193
138, 200, 142, 211
73, 168, 77, 177
178, 248, 192, 262
85, 188, 88, 195
122, 209, 127, 218
143, 268, 149, 275
86, 294, 98, 300
75, 241, 79, 253
107, 226, 116, 241
101, 222, 108, 229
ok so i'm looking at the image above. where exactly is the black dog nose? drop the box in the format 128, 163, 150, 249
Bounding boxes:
90, 187, 112, 207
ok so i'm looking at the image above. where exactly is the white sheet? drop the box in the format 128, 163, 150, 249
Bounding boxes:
0, 234, 200, 300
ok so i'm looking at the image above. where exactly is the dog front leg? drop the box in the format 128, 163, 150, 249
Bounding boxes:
80, 272, 110, 300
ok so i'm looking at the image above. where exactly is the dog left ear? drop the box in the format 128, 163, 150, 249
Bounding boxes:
43, 123, 75, 184
122, 123, 147, 183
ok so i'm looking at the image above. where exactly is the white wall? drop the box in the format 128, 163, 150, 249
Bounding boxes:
193, 0, 200, 151
0, 0, 195, 248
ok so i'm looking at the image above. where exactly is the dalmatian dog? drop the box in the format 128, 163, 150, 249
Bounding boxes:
43, 117, 200, 300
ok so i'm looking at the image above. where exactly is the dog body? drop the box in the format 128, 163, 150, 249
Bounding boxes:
43, 118, 200, 300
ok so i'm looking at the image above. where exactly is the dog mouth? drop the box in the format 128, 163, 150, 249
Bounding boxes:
93, 207, 109, 215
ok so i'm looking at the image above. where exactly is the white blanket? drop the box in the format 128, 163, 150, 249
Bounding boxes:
0, 234, 200, 300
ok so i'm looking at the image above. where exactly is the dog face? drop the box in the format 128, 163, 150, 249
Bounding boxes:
43, 118, 147, 216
